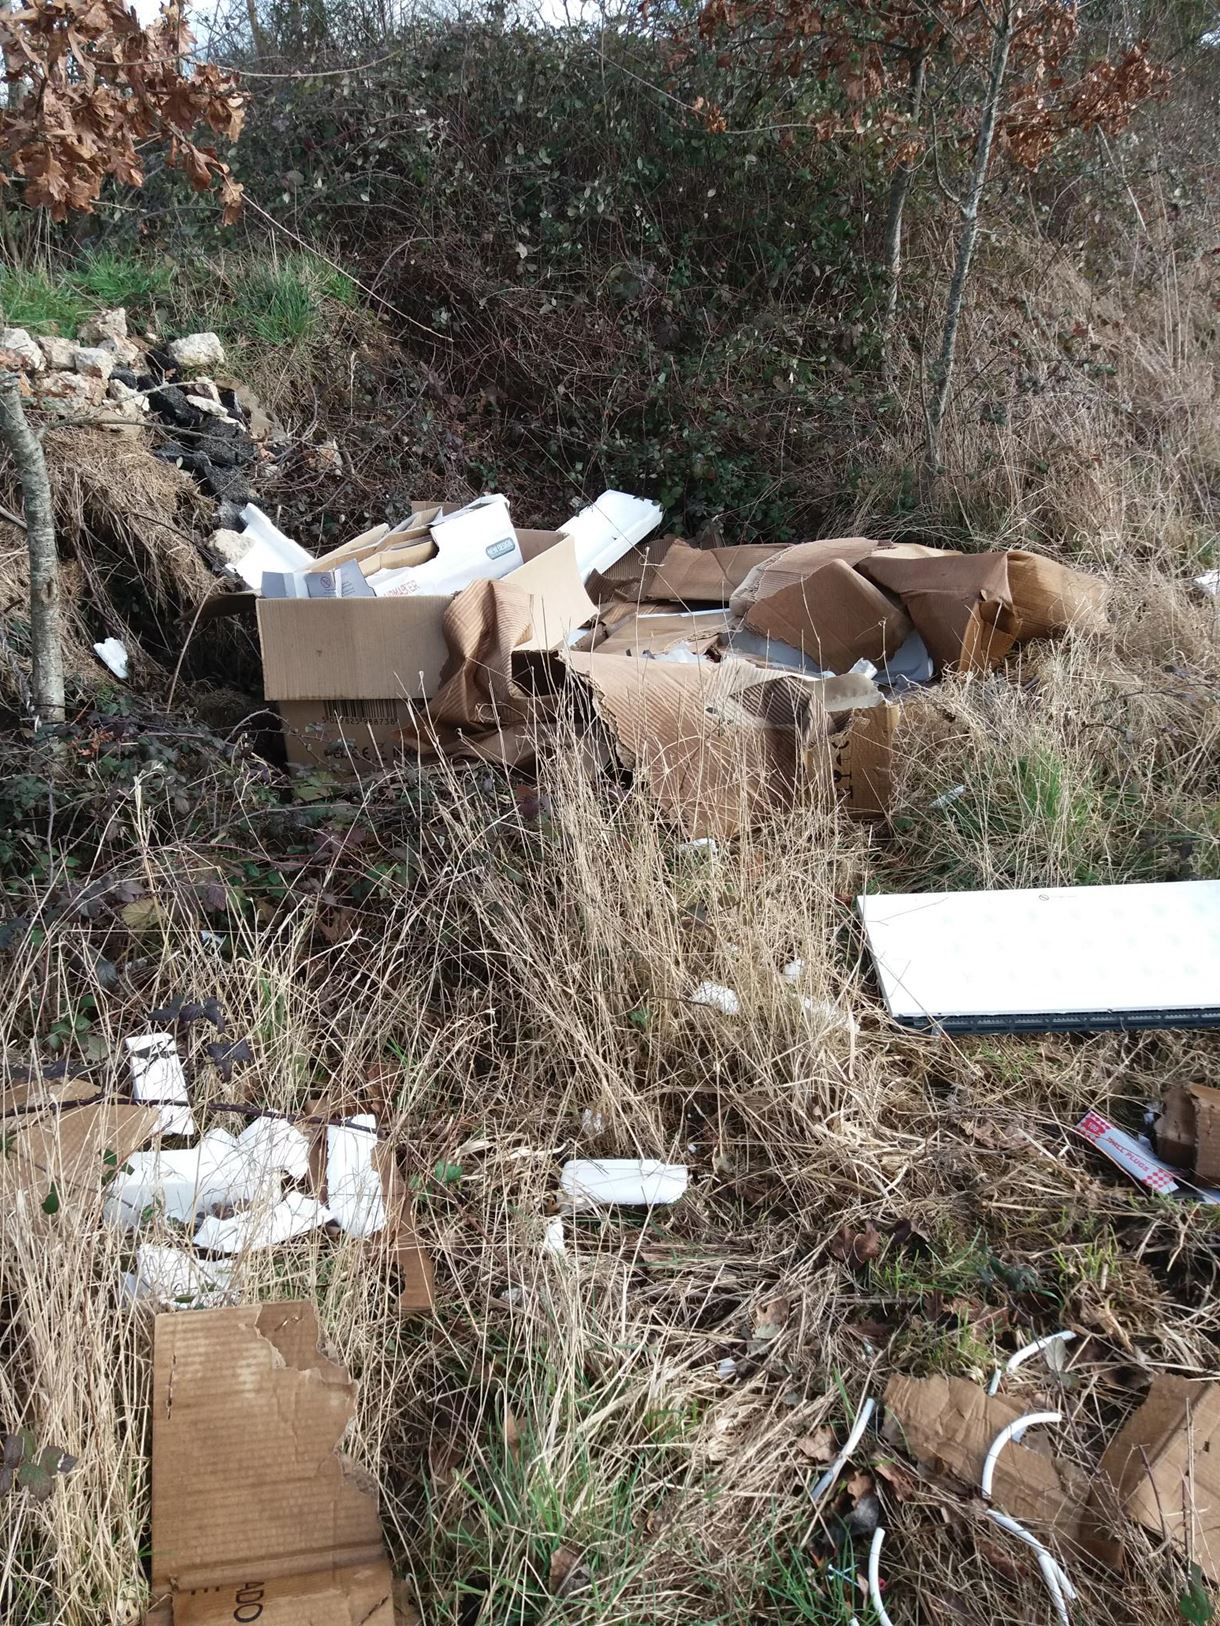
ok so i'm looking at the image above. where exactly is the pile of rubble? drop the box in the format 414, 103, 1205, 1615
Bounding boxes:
1, 309, 338, 521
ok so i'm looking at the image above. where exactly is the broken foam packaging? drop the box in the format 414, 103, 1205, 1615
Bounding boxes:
559, 1158, 688, 1208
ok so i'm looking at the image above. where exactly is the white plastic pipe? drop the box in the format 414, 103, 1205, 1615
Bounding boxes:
868, 1527, 896, 1626
986, 1508, 1075, 1623
980, 1410, 1063, 1500
987, 1329, 1077, 1395
809, 1395, 876, 1502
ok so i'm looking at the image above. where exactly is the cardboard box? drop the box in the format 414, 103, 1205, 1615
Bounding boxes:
260, 528, 596, 770
1098, 1376, 1220, 1579
147, 1301, 394, 1624
1154, 1083, 1220, 1181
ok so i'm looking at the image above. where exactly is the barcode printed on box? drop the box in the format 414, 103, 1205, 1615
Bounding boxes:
326, 699, 402, 726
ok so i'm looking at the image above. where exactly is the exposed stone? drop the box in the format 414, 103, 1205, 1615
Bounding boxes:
233, 382, 275, 440
168, 331, 225, 374
36, 371, 106, 419
75, 346, 115, 381
0, 328, 46, 371
79, 307, 128, 345
100, 334, 144, 368
36, 335, 79, 371
186, 393, 234, 420
189, 377, 221, 402
108, 378, 149, 414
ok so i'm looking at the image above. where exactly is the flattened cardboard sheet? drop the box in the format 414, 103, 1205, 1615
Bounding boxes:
150, 1301, 390, 1619
1155, 1083, 1220, 1182
4, 1100, 160, 1203
884, 1374, 1091, 1544
858, 880, 1220, 1032
1098, 1377, 1220, 1580
743, 557, 911, 673
637, 540, 790, 604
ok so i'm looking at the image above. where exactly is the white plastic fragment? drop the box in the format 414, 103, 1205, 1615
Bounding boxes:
232, 503, 313, 591
689, 981, 741, 1017
678, 837, 719, 854
559, 1158, 688, 1209
797, 995, 860, 1034
103, 1129, 255, 1227
717, 1358, 738, 1381
809, 1395, 875, 1503
559, 489, 663, 580
193, 1191, 332, 1254
125, 1032, 195, 1138
93, 637, 129, 679
580, 1108, 606, 1135
868, 1527, 896, 1626
980, 1410, 1063, 1500
325, 1113, 387, 1237
782, 958, 805, 982
986, 1329, 1077, 1396
120, 1243, 233, 1309
931, 784, 968, 809
1196, 568, 1219, 596
238, 1114, 311, 1180
104, 1116, 313, 1229
543, 1216, 566, 1256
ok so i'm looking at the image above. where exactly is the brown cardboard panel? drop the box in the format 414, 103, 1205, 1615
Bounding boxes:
150, 1302, 387, 1595
1155, 1083, 1220, 1183
259, 599, 451, 702
743, 559, 911, 672
278, 700, 415, 772
1, 1076, 104, 1114
1001, 550, 1107, 641
171, 1563, 395, 1626
884, 1373, 1091, 1543
561, 651, 812, 838
860, 550, 1014, 671
1099, 1377, 1220, 1579
505, 535, 598, 652
641, 541, 790, 604
594, 608, 730, 657
6, 1101, 160, 1203
826, 701, 897, 816
730, 537, 884, 612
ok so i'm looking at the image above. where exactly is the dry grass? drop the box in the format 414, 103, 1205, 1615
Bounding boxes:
2, 564, 1219, 1626
1, 199, 1219, 1626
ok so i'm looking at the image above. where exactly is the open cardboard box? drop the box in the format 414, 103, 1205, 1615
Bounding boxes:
257, 523, 598, 770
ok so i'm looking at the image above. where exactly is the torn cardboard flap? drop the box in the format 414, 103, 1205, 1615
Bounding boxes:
1154, 1083, 1220, 1182
632, 539, 791, 604
729, 537, 885, 614
1098, 1376, 1220, 1580
561, 651, 809, 838
743, 557, 912, 674
883, 1374, 1092, 1543
860, 549, 1015, 672
5, 1100, 161, 1205
150, 1301, 391, 1615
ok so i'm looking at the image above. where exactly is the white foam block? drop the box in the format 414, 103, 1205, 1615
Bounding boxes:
858, 880, 1220, 1031
125, 1032, 196, 1137
325, 1114, 387, 1237
193, 1191, 332, 1254
560, 1159, 688, 1208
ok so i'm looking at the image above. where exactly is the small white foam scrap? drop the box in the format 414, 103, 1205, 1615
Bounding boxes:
717, 1358, 738, 1381
193, 1190, 331, 1254
689, 981, 741, 1017
1196, 568, 1219, 597
580, 1108, 606, 1135
325, 1113, 388, 1237
543, 1216, 566, 1256
782, 958, 805, 982
560, 1158, 688, 1209
238, 1114, 311, 1180
120, 1243, 233, 1309
93, 637, 129, 679
798, 996, 860, 1035
125, 1032, 196, 1138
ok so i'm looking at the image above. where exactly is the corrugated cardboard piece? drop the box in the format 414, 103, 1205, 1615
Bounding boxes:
148, 1300, 393, 1624
884, 1374, 1091, 1543
3, 1094, 160, 1204
1098, 1377, 1220, 1579
1154, 1083, 1220, 1182
743, 557, 912, 673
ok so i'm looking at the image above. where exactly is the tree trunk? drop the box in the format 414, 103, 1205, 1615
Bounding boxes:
923, 0, 1014, 480
880, 48, 927, 385
0, 372, 64, 725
